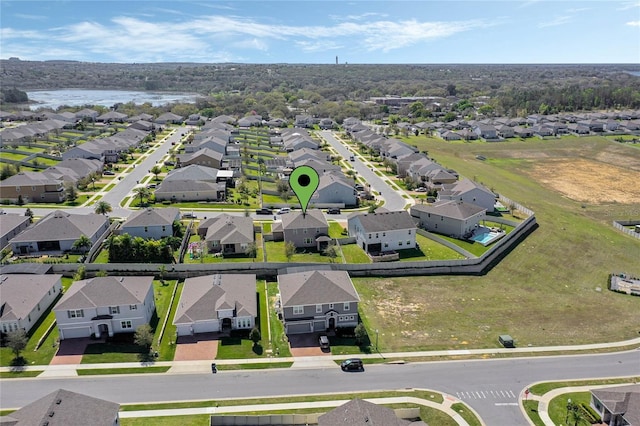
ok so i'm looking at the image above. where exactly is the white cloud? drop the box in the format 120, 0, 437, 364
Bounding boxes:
13, 13, 48, 20
617, 1, 640, 11
538, 15, 572, 28
330, 12, 389, 22
626, 20, 640, 26
295, 40, 344, 52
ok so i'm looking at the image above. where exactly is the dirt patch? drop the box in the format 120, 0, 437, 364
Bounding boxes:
174, 333, 218, 361
528, 158, 640, 204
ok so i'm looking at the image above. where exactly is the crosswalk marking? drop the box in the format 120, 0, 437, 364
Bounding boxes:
456, 389, 517, 400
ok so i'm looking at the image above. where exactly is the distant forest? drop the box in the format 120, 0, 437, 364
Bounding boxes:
1, 60, 639, 117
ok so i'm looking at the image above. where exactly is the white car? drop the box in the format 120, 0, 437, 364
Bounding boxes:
277, 208, 291, 215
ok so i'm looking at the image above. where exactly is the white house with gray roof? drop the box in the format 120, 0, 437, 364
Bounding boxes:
410, 201, 486, 239
272, 209, 330, 250
173, 274, 257, 336
438, 179, 496, 212
311, 173, 357, 207
0, 212, 30, 250
278, 270, 360, 334
0, 274, 62, 336
348, 211, 417, 254
0, 389, 120, 426
197, 214, 254, 254
54, 276, 155, 340
9, 211, 109, 255
119, 207, 180, 239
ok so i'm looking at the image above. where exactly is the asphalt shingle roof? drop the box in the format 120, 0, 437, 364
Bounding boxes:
349, 211, 415, 233
122, 207, 180, 228
318, 399, 411, 426
54, 276, 153, 310
0, 274, 62, 322
281, 209, 328, 231
9, 211, 108, 243
410, 200, 486, 220
278, 270, 359, 307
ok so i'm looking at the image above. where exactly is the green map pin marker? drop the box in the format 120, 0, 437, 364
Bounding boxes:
289, 165, 319, 216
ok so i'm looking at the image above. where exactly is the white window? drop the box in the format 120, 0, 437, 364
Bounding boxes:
329, 303, 334, 309
67, 309, 84, 318
162, 225, 166, 232
399, 241, 403, 246
2, 324, 6, 333
407, 240, 411, 245
109, 306, 120, 315
130, 305, 137, 310
121, 320, 132, 329
384, 243, 388, 248
293, 306, 304, 315
304, 238, 313, 244
343, 302, 350, 311
316, 304, 322, 313
408, 230, 411, 234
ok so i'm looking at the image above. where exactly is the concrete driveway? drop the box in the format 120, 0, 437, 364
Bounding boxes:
174, 333, 219, 361
50, 338, 94, 365
288, 333, 329, 357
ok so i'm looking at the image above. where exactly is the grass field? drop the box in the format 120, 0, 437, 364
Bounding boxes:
354, 135, 640, 351
264, 241, 334, 263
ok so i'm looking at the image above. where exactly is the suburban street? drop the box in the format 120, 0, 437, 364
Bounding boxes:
1, 350, 638, 424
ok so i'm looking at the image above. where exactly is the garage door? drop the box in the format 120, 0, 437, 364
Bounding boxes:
60, 326, 91, 340
193, 320, 219, 334
286, 322, 312, 334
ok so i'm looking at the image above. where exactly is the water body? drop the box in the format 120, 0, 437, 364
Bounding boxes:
26, 89, 200, 110
624, 71, 640, 77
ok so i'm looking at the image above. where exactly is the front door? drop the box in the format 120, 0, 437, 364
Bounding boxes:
328, 317, 336, 330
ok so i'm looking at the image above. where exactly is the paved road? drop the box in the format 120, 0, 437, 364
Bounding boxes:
319, 130, 410, 212
2, 350, 638, 424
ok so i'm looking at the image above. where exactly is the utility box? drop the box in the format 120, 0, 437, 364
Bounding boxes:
499, 335, 515, 348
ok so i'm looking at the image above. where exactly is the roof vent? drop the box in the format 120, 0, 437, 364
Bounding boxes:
55, 399, 62, 404
48, 411, 55, 417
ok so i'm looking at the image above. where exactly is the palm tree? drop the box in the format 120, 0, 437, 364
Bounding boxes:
133, 186, 151, 206
72, 234, 92, 254
150, 165, 162, 181
94, 200, 112, 215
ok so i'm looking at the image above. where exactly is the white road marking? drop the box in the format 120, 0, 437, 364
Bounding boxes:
495, 402, 519, 406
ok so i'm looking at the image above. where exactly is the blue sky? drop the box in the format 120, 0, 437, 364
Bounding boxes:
1, 1, 639, 64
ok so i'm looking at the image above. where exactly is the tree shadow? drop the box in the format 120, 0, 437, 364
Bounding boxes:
10, 356, 26, 367
252, 343, 263, 355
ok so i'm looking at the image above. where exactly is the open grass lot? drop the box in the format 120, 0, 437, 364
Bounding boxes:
354, 135, 640, 352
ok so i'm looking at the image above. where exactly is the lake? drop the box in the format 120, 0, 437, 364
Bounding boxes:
26, 89, 200, 110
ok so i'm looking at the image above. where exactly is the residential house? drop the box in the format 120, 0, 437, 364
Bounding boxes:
318, 118, 336, 129
54, 276, 155, 340
348, 210, 416, 254
0, 389, 120, 426
155, 112, 183, 124
513, 126, 533, 138
9, 211, 109, 255
591, 384, 640, 426
289, 147, 331, 164
410, 201, 486, 238
155, 165, 226, 202
294, 158, 341, 175
96, 111, 127, 123
474, 124, 498, 140
237, 115, 262, 127
312, 173, 357, 207
185, 114, 205, 126
127, 113, 154, 123
173, 274, 257, 336
439, 130, 462, 141
532, 124, 553, 137
438, 179, 496, 211
272, 209, 330, 250
277, 270, 360, 334
0, 172, 65, 204
294, 114, 314, 128
0, 212, 30, 249
496, 124, 515, 138
75, 108, 100, 121
176, 148, 224, 169
119, 207, 180, 239
129, 120, 155, 132
0, 274, 63, 336
318, 399, 415, 426
197, 214, 254, 254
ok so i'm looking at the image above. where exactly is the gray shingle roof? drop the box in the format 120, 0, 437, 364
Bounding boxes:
174, 274, 257, 324
163, 164, 219, 182
278, 270, 359, 307
122, 207, 180, 228
54, 276, 153, 310
349, 211, 415, 233
281, 209, 328, 231
0, 274, 62, 322
9, 211, 109, 243
410, 200, 486, 220
0, 388, 119, 426
592, 384, 640, 424
318, 399, 411, 426
0, 213, 30, 240
199, 214, 254, 245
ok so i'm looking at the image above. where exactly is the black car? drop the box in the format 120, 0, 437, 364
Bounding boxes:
256, 208, 273, 215
103, 170, 115, 176
340, 358, 364, 371
326, 208, 341, 214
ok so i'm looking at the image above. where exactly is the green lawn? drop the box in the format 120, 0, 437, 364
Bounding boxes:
548, 392, 595, 425
405, 233, 466, 261
266, 281, 292, 357
352, 135, 640, 352
157, 281, 182, 361
264, 241, 333, 263
436, 234, 491, 257
121, 415, 210, 426
328, 221, 346, 238
0, 152, 28, 161
340, 243, 371, 263
0, 370, 44, 378
77, 366, 170, 375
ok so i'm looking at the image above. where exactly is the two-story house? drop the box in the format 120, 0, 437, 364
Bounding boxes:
437, 179, 496, 212
0, 274, 63, 336
277, 270, 360, 334
348, 210, 417, 254
173, 274, 257, 336
272, 209, 330, 250
0, 172, 65, 204
410, 201, 486, 239
119, 207, 180, 240
54, 276, 155, 340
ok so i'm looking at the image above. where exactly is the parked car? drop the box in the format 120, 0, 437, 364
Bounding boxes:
182, 212, 197, 219
256, 208, 273, 215
415, 187, 427, 192
340, 358, 364, 371
277, 207, 291, 215
326, 208, 341, 214
319, 335, 330, 350
103, 170, 115, 176
147, 184, 157, 189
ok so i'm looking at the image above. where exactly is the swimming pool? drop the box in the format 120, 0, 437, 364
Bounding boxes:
470, 229, 505, 246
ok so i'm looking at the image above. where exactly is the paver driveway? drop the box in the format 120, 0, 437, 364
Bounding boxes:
174, 333, 219, 361
50, 338, 94, 365
288, 333, 329, 357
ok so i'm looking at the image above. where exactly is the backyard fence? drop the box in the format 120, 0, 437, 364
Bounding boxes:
613, 221, 640, 240
498, 194, 534, 217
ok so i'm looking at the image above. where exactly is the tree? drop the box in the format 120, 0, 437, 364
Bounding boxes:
64, 182, 77, 202
157, 264, 167, 284
249, 327, 261, 345
244, 242, 258, 258
133, 186, 151, 206
24, 207, 34, 223
134, 324, 154, 350
72, 234, 92, 254
95, 270, 108, 277
150, 165, 162, 181
94, 200, 112, 215
6, 329, 28, 360
354, 323, 368, 346
74, 265, 86, 281
284, 241, 296, 261
323, 243, 339, 263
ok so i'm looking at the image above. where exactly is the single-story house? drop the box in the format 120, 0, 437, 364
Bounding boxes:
0, 389, 120, 426
197, 214, 254, 254
0, 212, 30, 249
176, 148, 224, 169
155, 112, 183, 124
9, 211, 109, 255
277, 270, 360, 334
173, 274, 257, 336
410, 201, 486, 239
119, 207, 180, 239
319, 399, 413, 426
591, 384, 640, 426
0, 274, 63, 336
348, 210, 416, 254
272, 209, 330, 250
312, 173, 358, 207
54, 276, 155, 340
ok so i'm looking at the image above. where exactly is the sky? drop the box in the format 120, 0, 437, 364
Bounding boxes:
1, 1, 639, 64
